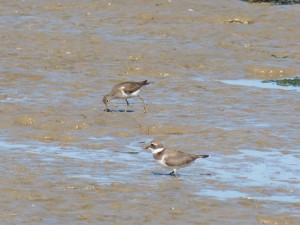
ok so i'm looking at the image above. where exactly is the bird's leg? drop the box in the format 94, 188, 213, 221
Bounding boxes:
138, 95, 147, 113
125, 99, 129, 112
174, 169, 178, 177
168, 170, 175, 176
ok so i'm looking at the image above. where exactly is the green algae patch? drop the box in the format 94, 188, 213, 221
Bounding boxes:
262, 77, 300, 87
244, 0, 300, 4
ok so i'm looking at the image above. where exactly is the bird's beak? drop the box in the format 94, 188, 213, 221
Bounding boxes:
144, 145, 150, 150
104, 102, 109, 112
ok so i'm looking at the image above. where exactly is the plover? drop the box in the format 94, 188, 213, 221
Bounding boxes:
145, 142, 209, 177
103, 80, 150, 113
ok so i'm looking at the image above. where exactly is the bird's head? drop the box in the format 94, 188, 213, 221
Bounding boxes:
103, 94, 111, 104
103, 94, 111, 111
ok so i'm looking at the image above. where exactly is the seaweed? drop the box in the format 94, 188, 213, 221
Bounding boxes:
262, 77, 300, 87
243, 0, 300, 4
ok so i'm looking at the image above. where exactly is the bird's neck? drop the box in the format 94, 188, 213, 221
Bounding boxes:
152, 148, 165, 160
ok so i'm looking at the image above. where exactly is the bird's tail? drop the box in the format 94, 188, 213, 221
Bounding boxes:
196, 154, 209, 159
140, 80, 153, 86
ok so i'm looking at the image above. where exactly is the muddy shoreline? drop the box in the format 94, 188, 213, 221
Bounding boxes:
1, 0, 300, 224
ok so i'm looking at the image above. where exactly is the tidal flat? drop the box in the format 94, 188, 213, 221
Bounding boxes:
1, 0, 300, 224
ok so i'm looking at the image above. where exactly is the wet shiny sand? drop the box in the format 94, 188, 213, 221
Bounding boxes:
1, 0, 300, 224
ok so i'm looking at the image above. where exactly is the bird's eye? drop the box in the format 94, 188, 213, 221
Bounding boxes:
151, 143, 155, 147
106, 99, 109, 102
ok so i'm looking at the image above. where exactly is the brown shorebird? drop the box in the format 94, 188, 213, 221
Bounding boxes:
145, 142, 209, 177
103, 80, 151, 113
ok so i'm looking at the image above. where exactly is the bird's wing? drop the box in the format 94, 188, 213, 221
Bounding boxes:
122, 82, 144, 95
164, 150, 197, 167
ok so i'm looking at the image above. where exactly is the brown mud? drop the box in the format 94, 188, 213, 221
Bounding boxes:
1, 0, 300, 224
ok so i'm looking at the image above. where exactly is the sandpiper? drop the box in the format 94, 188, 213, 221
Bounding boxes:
145, 142, 209, 177
103, 80, 150, 113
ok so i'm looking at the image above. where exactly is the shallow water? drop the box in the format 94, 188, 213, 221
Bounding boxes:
1, 0, 300, 224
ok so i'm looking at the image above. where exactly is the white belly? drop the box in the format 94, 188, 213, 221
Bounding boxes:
120, 89, 140, 98
156, 159, 171, 169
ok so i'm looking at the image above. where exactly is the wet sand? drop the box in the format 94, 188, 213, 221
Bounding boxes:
1, 0, 300, 224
